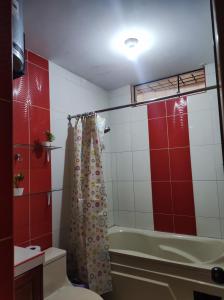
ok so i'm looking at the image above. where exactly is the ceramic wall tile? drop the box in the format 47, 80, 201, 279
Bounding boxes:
117, 152, 133, 181
134, 181, 153, 212
196, 217, 221, 238
118, 211, 135, 227
190, 145, 217, 180
13, 51, 52, 247
28, 51, 49, 70
135, 212, 154, 230
28, 62, 50, 109
131, 120, 149, 151
118, 181, 135, 211
193, 181, 220, 218
133, 150, 150, 181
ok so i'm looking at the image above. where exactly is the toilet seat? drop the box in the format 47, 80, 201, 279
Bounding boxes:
45, 286, 103, 300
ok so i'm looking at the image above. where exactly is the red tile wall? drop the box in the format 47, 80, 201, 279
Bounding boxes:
13, 50, 52, 250
147, 97, 197, 235
0, 1, 14, 299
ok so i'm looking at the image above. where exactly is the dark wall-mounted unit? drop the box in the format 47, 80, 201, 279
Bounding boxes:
12, 0, 25, 79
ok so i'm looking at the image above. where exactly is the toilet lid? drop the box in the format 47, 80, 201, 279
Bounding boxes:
46, 286, 103, 300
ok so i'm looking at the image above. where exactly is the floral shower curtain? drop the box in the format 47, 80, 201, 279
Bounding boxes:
68, 114, 112, 295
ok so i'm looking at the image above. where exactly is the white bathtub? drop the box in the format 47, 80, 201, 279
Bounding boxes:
109, 226, 224, 266
107, 227, 224, 300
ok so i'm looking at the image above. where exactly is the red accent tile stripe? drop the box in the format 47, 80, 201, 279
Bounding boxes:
27, 50, 49, 70
148, 97, 196, 235
13, 51, 52, 250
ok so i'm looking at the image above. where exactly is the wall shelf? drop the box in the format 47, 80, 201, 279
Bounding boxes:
14, 188, 64, 206
14, 144, 62, 162
13, 188, 63, 198
14, 144, 62, 150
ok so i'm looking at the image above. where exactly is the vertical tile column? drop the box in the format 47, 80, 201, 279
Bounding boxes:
148, 97, 196, 235
28, 52, 52, 249
13, 51, 52, 249
0, 1, 14, 299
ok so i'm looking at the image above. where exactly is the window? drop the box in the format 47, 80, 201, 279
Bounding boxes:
133, 68, 206, 103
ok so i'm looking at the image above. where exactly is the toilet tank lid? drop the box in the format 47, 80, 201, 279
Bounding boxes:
44, 247, 66, 265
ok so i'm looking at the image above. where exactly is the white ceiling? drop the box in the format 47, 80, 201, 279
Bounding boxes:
24, 0, 214, 90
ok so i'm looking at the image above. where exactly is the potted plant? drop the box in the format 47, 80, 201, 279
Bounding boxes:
14, 172, 25, 196
42, 130, 55, 147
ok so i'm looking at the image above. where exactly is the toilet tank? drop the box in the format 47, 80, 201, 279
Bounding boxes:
44, 247, 70, 298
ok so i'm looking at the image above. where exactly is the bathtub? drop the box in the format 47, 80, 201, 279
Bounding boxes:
107, 227, 224, 300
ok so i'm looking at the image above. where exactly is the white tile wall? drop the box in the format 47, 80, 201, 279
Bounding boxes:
110, 123, 131, 152
135, 212, 154, 230
111, 153, 117, 181
130, 106, 147, 122
220, 219, 224, 239
113, 211, 119, 225
187, 90, 218, 113
188, 66, 224, 238
109, 107, 131, 125
134, 181, 153, 212
188, 110, 216, 146
117, 152, 133, 181
217, 181, 224, 218
51, 61, 224, 241
131, 120, 149, 151
190, 145, 217, 180
196, 217, 221, 239
108, 87, 154, 231
133, 150, 150, 181
109, 63, 223, 239
118, 182, 135, 211
193, 181, 220, 218
117, 211, 135, 227
215, 144, 224, 180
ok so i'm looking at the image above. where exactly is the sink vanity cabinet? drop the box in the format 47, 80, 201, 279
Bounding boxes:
15, 265, 43, 300
14, 246, 44, 300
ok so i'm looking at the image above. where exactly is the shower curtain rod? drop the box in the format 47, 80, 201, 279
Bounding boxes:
67, 85, 218, 121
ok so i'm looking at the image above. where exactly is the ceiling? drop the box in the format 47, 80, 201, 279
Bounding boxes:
23, 0, 214, 90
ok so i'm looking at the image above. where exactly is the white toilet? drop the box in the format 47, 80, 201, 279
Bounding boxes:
43, 247, 103, 300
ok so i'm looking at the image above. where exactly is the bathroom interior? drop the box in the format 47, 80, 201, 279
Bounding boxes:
1, 0, 224, 299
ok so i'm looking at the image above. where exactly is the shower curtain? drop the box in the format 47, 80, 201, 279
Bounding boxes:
68, 114, 112, 295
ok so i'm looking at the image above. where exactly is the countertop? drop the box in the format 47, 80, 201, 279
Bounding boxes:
14, 246, 44, 277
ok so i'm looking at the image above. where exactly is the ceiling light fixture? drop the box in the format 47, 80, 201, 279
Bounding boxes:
111, 28, 153, 60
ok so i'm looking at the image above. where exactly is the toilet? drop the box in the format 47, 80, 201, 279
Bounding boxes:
43, 247, 103, 300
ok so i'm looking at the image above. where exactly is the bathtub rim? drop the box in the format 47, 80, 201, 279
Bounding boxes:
108, 226, 224, 244
108, 226, 224, 269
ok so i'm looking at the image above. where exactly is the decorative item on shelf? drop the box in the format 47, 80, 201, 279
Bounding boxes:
14, 172, 25, 196
42, 130, 55, 147
42, 130, 56, 162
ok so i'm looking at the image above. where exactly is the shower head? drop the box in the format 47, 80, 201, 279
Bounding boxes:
104, 126, 111, 134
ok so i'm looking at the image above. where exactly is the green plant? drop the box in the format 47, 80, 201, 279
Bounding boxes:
14, 172, 24, 188
45, 130, 55, 142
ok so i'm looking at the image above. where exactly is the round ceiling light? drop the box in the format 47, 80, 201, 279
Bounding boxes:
124, 37, 139, 49
111, 28, 153, 60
